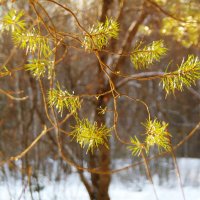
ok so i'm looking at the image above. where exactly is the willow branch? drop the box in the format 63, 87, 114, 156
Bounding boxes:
0, 89, 28, 101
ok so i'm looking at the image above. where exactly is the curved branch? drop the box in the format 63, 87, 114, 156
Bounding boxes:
116, 71, 164, 88
0, 89, 28, 101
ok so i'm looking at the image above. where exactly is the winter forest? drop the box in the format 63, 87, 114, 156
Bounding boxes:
0, 0, 200, 200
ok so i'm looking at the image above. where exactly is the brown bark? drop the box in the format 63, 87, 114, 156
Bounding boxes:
96, 95, 111, 200
87, 1, 113, 199
89, 67, 111, 200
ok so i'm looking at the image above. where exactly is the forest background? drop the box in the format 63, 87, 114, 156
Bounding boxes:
0, 0, 199, 200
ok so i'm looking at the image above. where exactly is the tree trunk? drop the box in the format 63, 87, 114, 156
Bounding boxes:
88, 1, 148, 199
89, 63, 111, 200
88, 1, 113, 199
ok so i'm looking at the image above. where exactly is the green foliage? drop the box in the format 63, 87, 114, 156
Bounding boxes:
0, 66, 10, 77
2, 9, 25, 32
25, 59, 53, 79
130, 40, 167, 69
127, 136, 145, 156
154, 0, 167, 5
70, 118, 111, 153
83, 18, 119, 51
128, 118, 171, 156
12, 28, 52, 57
161, 17, 199, 48
1, 9, 51, 57
162, 55, 200, 94
97, 106, 107, 115
48, 84, 81, 115
160, 1, 200, 48
144, 119, 171, 152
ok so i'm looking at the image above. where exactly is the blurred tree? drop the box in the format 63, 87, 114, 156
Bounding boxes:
0, 1, 200, 200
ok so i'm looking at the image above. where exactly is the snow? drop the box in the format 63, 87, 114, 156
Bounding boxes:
0, 158, 199, 200
110, 185, 200, 200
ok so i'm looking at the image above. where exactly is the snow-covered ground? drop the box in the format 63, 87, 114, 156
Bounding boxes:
0, 158, 199, 200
